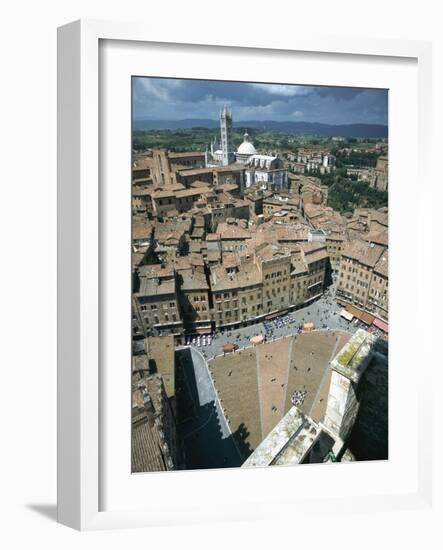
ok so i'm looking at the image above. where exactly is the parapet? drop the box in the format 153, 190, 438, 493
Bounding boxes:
242, 407, 321, 467
330, 329, 377, 384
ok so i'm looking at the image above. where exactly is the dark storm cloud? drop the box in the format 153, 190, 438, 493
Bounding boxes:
314, 87, 363, 100
132, 77, 388, 125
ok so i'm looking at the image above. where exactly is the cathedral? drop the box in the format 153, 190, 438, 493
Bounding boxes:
205, 106, 288, 191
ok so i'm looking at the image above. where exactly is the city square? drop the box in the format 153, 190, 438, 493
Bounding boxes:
130, 79, 389, 472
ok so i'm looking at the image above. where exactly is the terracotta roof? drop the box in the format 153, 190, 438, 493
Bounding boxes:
179, 270, 209, 291
342, 239, 384, 268
210, 262, 261, 291
178, 167, 214, 176
133, 222, 153, 241
168, 151, 205, 159
176, 188, 205, 198
216, 222, 251, 240
373, 250, 388, 277
138, 264, 174, 280
364, 230, 388, 247
138, 278, 175, 297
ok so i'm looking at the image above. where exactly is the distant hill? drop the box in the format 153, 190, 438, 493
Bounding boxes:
133, 118, 388, 138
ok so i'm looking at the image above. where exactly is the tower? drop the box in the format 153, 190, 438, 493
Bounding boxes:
220, 104, 234, 166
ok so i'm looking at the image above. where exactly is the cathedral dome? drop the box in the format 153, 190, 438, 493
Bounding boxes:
237, 132, 256, 156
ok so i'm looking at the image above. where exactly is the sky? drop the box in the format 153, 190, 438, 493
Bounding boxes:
132, 77, 388, 126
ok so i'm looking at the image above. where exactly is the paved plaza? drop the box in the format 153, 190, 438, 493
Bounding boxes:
184, 280, 358, 361
175, 282, 364, 467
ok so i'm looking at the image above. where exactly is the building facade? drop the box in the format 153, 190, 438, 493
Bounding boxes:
336, 239, 388, 321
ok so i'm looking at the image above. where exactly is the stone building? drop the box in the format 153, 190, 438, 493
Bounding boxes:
299, 242, 329, 302
215, 220, 252, 252
255, 243, 292, 317
168, 151, 206, 170
175, 187, 211, 213
133, 276, 183, 339
336, 239, 389, 321
132, 186, 153, 217
177, 269, 212, 335
288, 242, 328, 307
132, 155, 152, 181
366, 249, 388, 320
325, 232, 347, 270
176, 166, 214, 187
210, 258, 263, 329
262, 196, 300, 217
151, 188, 179, 219
371, 155, 388, 191
213, 164, 245, 190
199, 195, 250, 232
150, 150, 177, 187
132, 335, 180, 473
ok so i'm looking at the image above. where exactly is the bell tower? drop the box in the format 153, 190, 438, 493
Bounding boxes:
220, 104, 233, 166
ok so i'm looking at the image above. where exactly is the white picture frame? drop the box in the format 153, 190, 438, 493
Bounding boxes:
57, 19, 433, 531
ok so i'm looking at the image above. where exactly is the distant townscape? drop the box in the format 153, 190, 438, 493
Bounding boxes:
131, 102, 389, 473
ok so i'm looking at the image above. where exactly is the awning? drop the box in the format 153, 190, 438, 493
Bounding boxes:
360, 311, 375, 325
345, 304, 363, 318
340, 309, 354, 322
223, 343, 236, 353
265, 311, 282, 320
345, 304, 375, 326
373, 318, 389, 333
250, 335, 264, 345
193, 327, 212, 335
303, 322, 315, 332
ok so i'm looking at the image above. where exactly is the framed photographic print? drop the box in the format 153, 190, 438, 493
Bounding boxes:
57, 19, 433, 530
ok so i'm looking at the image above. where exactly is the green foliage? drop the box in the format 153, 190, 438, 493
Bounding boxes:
327, 178, 388, 214
335, 150, 379, 168
132, 129, 379, 154
317, 167, 347, 187
132, 128, 216, 152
